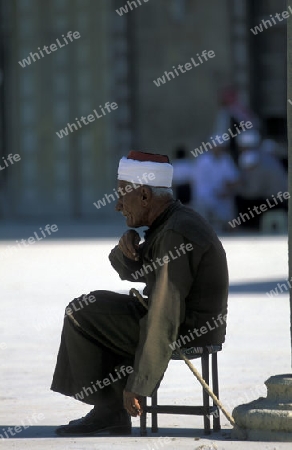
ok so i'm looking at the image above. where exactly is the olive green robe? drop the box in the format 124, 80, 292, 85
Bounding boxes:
51, 201, 228, 405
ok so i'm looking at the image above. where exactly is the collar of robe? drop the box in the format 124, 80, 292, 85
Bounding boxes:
144, 200, 181, 240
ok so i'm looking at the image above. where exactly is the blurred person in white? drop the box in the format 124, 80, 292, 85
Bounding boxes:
191, 142, 240, 232
236, 130, 288, 231
172, 145, 193, 205
213, 86, 260, 165
260, 137, 288, 172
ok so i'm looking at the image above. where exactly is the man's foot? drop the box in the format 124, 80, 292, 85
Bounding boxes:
55, 407, 132, 436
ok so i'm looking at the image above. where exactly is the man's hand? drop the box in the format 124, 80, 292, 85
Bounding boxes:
118, 230, 140, 261
123, 390, 143, 417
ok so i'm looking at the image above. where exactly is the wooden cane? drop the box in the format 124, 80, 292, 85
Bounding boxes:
130, 287, 236, 428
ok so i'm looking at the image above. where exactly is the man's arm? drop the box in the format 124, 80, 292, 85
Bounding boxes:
125, 230, 203, 397
108, 230, 146, 282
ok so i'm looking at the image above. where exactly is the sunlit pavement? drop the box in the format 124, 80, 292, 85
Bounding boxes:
1, 222, 291, 449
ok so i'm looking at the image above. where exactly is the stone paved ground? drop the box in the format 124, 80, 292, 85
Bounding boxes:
1, 222, 291, 449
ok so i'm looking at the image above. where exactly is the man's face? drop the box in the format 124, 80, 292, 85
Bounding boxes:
115, 180, 149, 228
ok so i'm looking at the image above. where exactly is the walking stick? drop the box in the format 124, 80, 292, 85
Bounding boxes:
130, 287, 236, 428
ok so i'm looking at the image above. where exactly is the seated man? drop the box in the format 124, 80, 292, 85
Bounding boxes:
51, 151, 229, 436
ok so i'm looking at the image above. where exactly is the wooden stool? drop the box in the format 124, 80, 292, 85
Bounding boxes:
140, 346, 221, 436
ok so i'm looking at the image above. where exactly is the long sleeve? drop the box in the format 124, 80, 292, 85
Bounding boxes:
125, 230, 201, 396
108, 245, 146, 282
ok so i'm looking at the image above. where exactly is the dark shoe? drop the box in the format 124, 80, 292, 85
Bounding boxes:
55, 407, 131, 436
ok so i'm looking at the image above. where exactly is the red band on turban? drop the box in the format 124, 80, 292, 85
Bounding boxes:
127, 151, 170, 164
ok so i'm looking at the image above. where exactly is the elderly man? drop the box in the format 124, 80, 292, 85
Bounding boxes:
51, 151, 229, 436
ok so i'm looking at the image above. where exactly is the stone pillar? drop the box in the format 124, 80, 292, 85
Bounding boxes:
288, 0, 292, 366
232, 375, 292, 441
231, 3, 292, 441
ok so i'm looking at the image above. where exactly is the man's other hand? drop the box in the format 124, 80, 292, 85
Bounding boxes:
118, 230, 140, 261
123, 390, 143, 417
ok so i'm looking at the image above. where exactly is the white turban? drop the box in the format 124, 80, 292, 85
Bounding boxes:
118, 157, 173, 187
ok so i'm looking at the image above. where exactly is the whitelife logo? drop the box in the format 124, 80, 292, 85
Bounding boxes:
116, 0, 150, 16
93, 172, 155, 210
169, 314, 227, 351
228, 191, 290, 229
0, 224, 58, 260
73, 366, 134, 401
0, 413, 45, 439
0, 153, 21, 171
266, 278, 292, 298
191, 121, 253, 158
18, 31, 81, 68
131, 243, 194, 280
56, 102, 118, 139
153, 50, 215, 87
250, 6, 292, 35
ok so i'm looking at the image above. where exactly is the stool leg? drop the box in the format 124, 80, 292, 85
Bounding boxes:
212, 353, 221, 431
201, 353, 211, 435
151, 390, 158, 433
140, 397, 147, 436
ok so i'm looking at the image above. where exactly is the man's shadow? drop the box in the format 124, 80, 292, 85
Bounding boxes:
0, 425, 231, 439
0, 426, 57, 439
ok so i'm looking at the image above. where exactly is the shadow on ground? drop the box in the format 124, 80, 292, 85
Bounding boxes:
229, 279, 288, 295
0, 425, 232, 440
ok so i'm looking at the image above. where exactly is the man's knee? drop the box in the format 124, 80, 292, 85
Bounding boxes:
64, 290, 138, 321
64, 292, 98, 318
